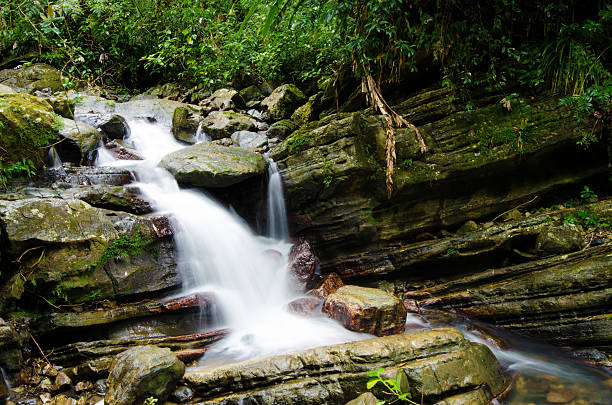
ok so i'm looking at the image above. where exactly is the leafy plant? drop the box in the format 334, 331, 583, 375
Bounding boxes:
0, 158, 36, 188
580, 186, 598, 199
143, 397, 158, 405
564, 209, 610, 228
366, 367, 418, 405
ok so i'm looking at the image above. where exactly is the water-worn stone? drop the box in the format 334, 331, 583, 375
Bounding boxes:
0, 83, 17, 94
261, 84, 306, 121
159, 143, 267, 188
323, 286, 407, 336
104, 140, 143, 161
172, 106, 200, 144
105, 345, 185, 405
231, 130, 268, 150
200, 110, 258, 140
75, 113, 130, 140
204, 88, 245, 110
345, 392, 379, 405
267, 119, 299, 140
287, 238, 319, 291
287, 297, 322, 317
310, 272, 344, 300
57, 118, 102, 164
535, 224, 584, 255
171, 386, 195, 403
184, 328, 507, 405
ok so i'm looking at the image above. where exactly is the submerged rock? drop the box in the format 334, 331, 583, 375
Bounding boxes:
184, 328, 507, 404
159, 143, 267, 188
105, 345, 185, 405
323, 285, 407, 336
261, 84, 306, 121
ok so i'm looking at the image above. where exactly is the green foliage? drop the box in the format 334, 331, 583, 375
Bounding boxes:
91, 231, 153, 271
143, 397, 158, 405
366, 367, 418, 405
580, 186, 598, 199
564, 209, 610, 228
0, 158, 36, 188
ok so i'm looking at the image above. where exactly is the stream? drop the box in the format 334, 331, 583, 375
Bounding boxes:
95, 120, 611, 404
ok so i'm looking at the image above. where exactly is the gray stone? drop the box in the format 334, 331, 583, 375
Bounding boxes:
0, 63, 63, 94
231, 130, 268, 150
57, 118, 102, 164
159, 143, 267, 188
345, 393, 379, 405
536, 224, 585, 255
204, 88, 245, 110
267, 119, 299, 140
200, 110, 258, 140
261, 84, 306, 121
105, 345, 185, 405
171, 386, 195, 403
75, 113, 130, 140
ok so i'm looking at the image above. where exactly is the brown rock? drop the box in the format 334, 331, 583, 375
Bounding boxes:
51, 395, 78, 405
43, 364, 59, 378
104, 140, 143, 160
323, 285, 407, 336
55, 371, 72, 389
546, 387, 576, 403
74, 381, 93, 392
151, 215, 174, 238
287, 297, 322, 317
309, 272, 344, 300
287, 238, 319, 291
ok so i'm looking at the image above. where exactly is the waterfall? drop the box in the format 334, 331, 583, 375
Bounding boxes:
0, 367, 11, 402
96, 120, 367, 364
47, 146, 62, 168
194, 121, 211, 143
266, 160, 289, 240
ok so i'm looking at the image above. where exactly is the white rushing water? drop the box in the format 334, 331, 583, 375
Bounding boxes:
96, 120, 368, 364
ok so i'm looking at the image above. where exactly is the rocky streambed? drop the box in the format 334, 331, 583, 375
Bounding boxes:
0, 63, 611, 404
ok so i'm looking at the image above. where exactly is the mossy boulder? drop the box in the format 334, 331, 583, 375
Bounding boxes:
535, 224, 585, 255
0, 198, 178, 303
261, 84, 306, 121
0, 63, 63, 94
200, 110, 258, 140
159, 143, 267, 188
267, 119, 299, 140
239, 85, 264, 106
171, 106, 200, 144
57, 117, 102, 164
105, 345, 185, 405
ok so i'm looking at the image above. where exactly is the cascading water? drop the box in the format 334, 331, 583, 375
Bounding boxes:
266, 159, 289, 240
96, 119, 368, 364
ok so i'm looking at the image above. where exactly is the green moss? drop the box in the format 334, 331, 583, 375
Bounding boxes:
287, 131, 315, 153
93, 231, 154, 271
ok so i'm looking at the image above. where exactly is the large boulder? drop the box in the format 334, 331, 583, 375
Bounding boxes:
323, 286, 407, 336
287, 238, 319, 291
76, 113, 130, 140
231, 130, 268, 150
239, 85, 264, 107
184, 328, 507, 404
0, 63, 63, 94
0, 318, 24, 371
267, 119, 299, 140
203, 88, 245, 110
200, 110, 258, 140
171, 106, 200, 144
57, 117, 102, 164
261, 84, 306, 121
0, 198, 178, 303
159, 143, 267, 188
105, 345, 185, 405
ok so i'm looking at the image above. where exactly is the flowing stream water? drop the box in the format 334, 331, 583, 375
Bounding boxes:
95, 120, 612, 403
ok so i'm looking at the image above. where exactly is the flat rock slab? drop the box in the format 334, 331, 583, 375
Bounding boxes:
184, 328, 507, 405
159, 143, 267, 188
323, 285, 407, 336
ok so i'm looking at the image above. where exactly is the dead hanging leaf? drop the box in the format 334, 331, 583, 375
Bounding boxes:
500, 97, 512, 111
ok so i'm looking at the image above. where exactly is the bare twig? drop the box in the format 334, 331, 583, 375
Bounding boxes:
491, 195, 539, 223
30, 332, 51, 365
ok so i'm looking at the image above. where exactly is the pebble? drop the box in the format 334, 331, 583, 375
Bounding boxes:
75, 381, 93, 392
94, 379, 107, 395
54, 372, 72, 389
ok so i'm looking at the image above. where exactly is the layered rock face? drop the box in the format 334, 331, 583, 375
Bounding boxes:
184, 328, 507, 405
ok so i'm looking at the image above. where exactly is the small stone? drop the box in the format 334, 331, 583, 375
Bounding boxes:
50, 394, 77, 405
457, 220, 478, 235
500, 208, 523, 222
75, 381, 93, 392
94, 379, 107, 395
546, 387, 576, 403
345, 392, 379, 405
40, 377, 53, 391
536, 224, 584, 255
55, 371, 72, 389
171, 386, 194, 403
43, 364, 59, 378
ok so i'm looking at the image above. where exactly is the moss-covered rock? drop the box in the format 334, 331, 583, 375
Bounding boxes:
239, 85, 264, 104
535, 224, 585, 255
267, 119, 299, 140
159, 143, 267, 188
0, 63, 63, 94
261, 84, 306, 121
171, 106, 200, 144
199, 110, 258, 140
184, 328, 507, 404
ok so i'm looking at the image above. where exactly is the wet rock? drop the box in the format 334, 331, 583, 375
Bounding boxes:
0, 63, 63, 94
184, 328, 507, 404
231, 130, 268, 150
291, 93, 322, 126
56, 118, 102, 165
94, 379, 107, 395
103, 140, 143, 161
200, 110, 258, 140
261, 84, 306, 121
287, 238, 319, 291
323, 286, 407, 336
171, 386, 194, 403
268, 120, 299, 141
159, 143, 267, 188
345, 392, 378, 405
50, 394, 78, 405
144, 83, 183, 100
203, 88, 244, 110
171, 106, 200, 144
310, 272, 344, 300
0, 318, 24, 371
40, 377, 53, 391
38, 166, 134, 186
287, 297, 322, 317
105, 345, 185, 405
75, 113, 129, 140
0, 363, 10, 401
211, 138, 233, 147
536, 224, 585, 255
